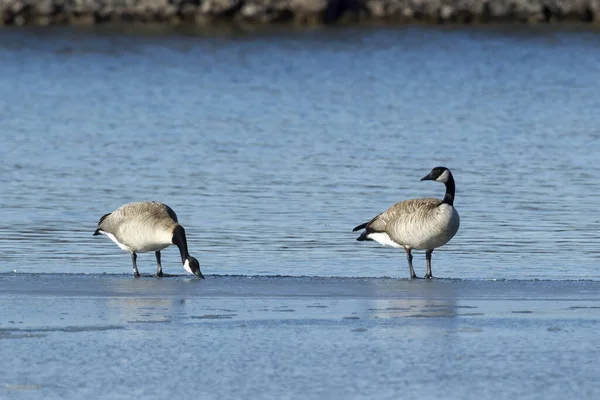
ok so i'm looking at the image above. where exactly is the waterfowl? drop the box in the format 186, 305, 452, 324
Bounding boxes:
353, 166, 460, 279
93, 201, 204, 278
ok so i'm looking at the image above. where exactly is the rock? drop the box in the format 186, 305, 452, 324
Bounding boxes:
238, 0, 293, 23
291, 0, 332, 23
365, 0, 385, 18
200, 0, 242, 16
34, 0, 56, 15
1, 0, 600, 25
179, 2, 197, 19
548, 0, 595, 20
290, 0, 328, 14
513, 0, 546, 21
366, 0, 415, 21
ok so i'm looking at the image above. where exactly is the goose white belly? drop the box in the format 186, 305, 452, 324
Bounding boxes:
102, 228, 173, 253
387, 204, 459, 250
128, 240, 172, 253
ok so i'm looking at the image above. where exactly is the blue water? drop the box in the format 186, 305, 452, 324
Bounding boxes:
1, 26, 600, 279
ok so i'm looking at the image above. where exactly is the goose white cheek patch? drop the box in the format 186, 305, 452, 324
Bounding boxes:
183, 259, 193, 275
435, 170, 449, 183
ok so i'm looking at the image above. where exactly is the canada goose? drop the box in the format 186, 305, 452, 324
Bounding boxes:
353, 166, 459, 279
93, 201, 204, 278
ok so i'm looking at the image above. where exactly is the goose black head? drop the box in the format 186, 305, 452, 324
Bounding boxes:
421, 166, 451, 183
184, 256, 204, 279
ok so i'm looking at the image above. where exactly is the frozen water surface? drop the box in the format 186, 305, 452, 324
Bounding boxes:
1, 274, 599, 399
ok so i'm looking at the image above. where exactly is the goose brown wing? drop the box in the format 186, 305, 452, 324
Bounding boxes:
365, 198, 441, 233
95, 201, 179, 236
113, 202, 178, 222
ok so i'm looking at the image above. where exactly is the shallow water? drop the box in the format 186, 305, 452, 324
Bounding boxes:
1, 26, 600, 279
1, 274, 600, 400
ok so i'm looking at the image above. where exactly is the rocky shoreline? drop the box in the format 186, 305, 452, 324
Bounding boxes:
1, 0, 600, 27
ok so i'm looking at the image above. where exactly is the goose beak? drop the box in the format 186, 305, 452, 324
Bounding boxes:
420, 173, 433, 181
194, 270, 205, 279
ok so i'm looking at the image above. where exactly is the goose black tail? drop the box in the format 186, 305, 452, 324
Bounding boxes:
356, 231, 373, 241
94, 212, 112, 236
353, 222, 373, 242
352, 222, 368, 232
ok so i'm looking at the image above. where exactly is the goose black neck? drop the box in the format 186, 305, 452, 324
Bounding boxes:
442, 173, 456, 206
172, 225, 190, 264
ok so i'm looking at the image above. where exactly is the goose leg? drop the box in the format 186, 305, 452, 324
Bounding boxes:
424, 249, 433, 279
131, 252, 140, 278
404, 248, 417, 279
155, 251, 163, 277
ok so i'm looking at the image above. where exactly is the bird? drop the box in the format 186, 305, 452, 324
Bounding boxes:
352, 166, 460, 279
93, 201, 204, 278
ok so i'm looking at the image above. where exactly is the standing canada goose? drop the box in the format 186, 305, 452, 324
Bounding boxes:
93, 201, 204, 278
353, 166, 459, 279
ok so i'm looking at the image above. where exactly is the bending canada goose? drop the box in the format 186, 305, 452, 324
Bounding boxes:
93, 201, 204, 278
353, 167, 459, 279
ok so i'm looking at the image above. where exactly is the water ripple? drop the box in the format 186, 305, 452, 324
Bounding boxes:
0, 27, 599, 280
